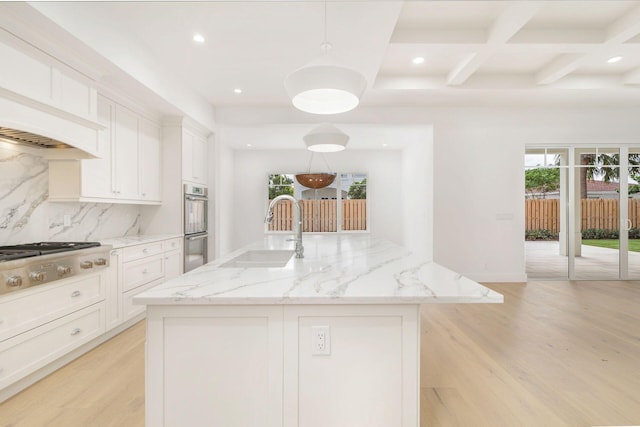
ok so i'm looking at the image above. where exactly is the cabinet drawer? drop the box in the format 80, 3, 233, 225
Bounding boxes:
0, 303, 105, 390
122, 278, 163, 321
164, 238, 182, 252
122, 255, 163, 292
0, 272, 106, 342
123, 241, 164, 262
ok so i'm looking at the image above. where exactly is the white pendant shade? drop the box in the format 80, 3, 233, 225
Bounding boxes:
303, 123, 349, 152
285, 59, 367, 115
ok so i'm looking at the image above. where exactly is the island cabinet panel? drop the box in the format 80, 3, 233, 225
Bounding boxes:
146, 306, 283, 427
145, 304, 419, 427
283, 305, 420, 427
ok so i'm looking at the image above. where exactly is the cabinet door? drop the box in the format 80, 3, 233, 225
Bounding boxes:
81, 96, 114, 198
113, 105, 139, 199
139, 119, 162, 202
164, 249, 182, 281
182, 130, 207, 185
192, 135, 207, 184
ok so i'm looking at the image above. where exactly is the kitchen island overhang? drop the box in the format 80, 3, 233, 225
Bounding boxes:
135, 235, 502, 427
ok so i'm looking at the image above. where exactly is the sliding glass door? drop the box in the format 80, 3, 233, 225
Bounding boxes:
525, 145, 638, 280
625, 147, 640, 280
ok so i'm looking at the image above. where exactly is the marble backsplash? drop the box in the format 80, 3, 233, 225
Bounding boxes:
0, 143, 140, 245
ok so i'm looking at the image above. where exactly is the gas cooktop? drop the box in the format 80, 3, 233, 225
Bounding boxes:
0, 242, 101, 261
0, 242, 110, 295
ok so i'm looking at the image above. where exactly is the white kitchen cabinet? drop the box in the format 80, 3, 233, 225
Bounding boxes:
0, 271, 107, 391
182, 129, 207, 185
0, 35, 99, 129
139, 118, 162, 202
48, 95, 162, 204
112, 104, 140, 199
109, 237, 183, 324
145, 304, 418, 427
163, 238, 183, 281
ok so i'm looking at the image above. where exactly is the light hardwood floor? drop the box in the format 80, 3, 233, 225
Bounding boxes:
1, 281, 639, 427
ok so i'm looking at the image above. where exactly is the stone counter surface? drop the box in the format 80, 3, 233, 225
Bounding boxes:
100, 234, 183, 249
135, 234, 503, 305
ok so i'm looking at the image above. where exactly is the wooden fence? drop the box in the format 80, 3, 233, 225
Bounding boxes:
267, 199, 367, 232
526, 199, 640, 231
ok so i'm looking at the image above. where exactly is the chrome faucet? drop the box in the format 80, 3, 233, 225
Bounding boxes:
265, 195, 304, 258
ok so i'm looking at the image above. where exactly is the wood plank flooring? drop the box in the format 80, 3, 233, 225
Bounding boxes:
1, 281, 639, 427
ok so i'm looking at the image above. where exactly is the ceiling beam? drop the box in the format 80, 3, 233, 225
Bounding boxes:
605, 4, 640, 43
623, 67, 640, 85
447, 52, 487, 86
446, 2, 540, 86
537, 4, 640, 85
535, 53, 586, 85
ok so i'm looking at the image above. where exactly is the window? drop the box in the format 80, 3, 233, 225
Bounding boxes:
267, 173, 368, 233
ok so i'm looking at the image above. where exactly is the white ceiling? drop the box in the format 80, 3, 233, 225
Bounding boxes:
2, 1, 640, 151
22, 0, 640, 112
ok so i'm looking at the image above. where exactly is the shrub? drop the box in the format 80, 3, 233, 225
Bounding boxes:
630, 228, 640, 239
581, 228, 619, 239
525, 229, 559, 241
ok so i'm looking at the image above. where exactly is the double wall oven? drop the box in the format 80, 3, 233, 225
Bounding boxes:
184, 184, 208, 272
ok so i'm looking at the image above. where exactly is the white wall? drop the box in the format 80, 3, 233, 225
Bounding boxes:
225, 149, 404, 253
401, 128, 433, 260
217, 106, 640, 282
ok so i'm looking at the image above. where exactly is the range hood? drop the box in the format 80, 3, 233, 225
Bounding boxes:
0, 127, 74, 149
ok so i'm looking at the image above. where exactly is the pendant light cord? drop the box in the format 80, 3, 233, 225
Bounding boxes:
305, 152, 334, 172
324, 0, 327, 45
320, 0, 332, 53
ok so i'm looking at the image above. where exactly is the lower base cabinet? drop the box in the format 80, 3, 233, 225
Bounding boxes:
0, 272, 107, 391
0, 236, 182, 400
145, 304, 420, 427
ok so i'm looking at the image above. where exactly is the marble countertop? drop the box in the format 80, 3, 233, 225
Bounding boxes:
101, 234, 183, 249
134, 234, 503, 305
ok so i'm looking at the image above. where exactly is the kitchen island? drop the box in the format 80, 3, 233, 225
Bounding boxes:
135, 234, 502, 427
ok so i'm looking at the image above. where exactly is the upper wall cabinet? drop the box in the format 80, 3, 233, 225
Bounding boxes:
48, 95, 162, 205
0, 32, 101, 158
182, 129, 208, 185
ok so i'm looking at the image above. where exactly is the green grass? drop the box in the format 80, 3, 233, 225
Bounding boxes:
582, 239, 640, 252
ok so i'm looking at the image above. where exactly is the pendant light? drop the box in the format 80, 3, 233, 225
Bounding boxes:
284, 1, 366, 115
295, 152, 337, 189
303, 123, 349, 152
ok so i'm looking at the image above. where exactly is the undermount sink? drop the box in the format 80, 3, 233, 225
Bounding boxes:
219, 250, 295, 268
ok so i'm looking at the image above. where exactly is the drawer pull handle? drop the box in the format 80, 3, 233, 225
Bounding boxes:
71, 328, 81, 336
71, 290, 81, 298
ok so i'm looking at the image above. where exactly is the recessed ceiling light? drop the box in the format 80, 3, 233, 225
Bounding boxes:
382, 143, 388, 147
607, 56, 622, 64
246, 143, 252, 148
412, 57, 425, 65
234, 88, 242, 94
193, 34, 205, 43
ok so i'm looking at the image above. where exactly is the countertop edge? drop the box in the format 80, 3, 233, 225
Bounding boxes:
101, 234, 183, 249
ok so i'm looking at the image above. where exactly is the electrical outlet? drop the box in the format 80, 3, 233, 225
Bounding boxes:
311, 325, 331, 355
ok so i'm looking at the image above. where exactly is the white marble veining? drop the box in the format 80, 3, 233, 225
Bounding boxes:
135, 234, 504, 305
102, 234, 183, 249
0, 143, 140, 244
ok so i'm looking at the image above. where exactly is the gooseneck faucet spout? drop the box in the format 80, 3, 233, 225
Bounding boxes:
265, 195, 304, 258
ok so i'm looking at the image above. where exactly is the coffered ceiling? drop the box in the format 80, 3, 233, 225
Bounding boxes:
11, 1, 640, 111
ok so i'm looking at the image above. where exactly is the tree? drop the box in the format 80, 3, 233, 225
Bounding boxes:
268, 174, 294, 199
525, 168, 560, 199
348, 178, 367, 199
580, 153, 640, 199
